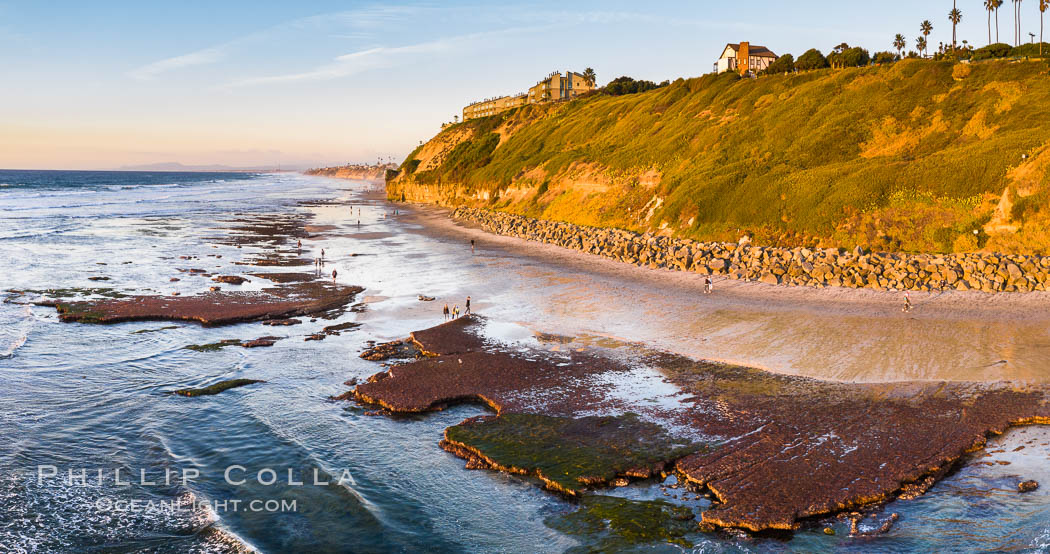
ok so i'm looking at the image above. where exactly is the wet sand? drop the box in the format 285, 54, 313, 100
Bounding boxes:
397, 203, 1050, 384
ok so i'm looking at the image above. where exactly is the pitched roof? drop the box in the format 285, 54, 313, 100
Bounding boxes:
725, 43, 778, 58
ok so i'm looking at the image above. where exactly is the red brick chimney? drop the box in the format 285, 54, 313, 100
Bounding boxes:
739, 41, 750, 75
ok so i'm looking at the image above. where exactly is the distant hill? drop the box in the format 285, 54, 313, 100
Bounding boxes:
388, 59, 1050, 255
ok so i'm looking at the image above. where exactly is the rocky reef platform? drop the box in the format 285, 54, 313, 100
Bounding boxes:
345, 315, 1050, 532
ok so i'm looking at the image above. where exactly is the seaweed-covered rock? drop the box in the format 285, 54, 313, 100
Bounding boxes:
173, 379, 264, 397
545, 495, 695, 552
441, 413, 700, 495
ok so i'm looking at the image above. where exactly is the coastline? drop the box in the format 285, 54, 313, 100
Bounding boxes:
451, 207, 1050, 295
402, 204, 1050, 322
390, 201, 1050, 384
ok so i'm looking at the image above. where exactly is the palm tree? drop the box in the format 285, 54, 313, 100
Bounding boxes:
582, 67, 596, 86
982, 0, 991, 43
1015, 0, 1023, 46
920, 20, 934, 57
994, 0, 1005, 42
950, 2, 963, 51
1041, 0, 1049, 55
917, 35, 929, 58
894, 33, 907, 57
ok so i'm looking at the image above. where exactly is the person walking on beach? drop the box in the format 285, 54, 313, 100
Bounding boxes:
465, 296, 471, 315
321, 248, 325, 261
297, 239, 302, 253
902, 291, 912, 313
704, 277, 713, 294
332, 269, 338, 282
443, 303, 450, 321
470, 239, 475, 254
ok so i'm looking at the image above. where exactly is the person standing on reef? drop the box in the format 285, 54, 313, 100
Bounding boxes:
470, 239, 475, 254
321, 248, 325, 261
332, 269, 338, 282
465, 296, 471, 315
902, 291, 912, 313
452, 305, 459, 319
297, 239, 302, 253
704, 277, 713, 294
443, 303, 450, 321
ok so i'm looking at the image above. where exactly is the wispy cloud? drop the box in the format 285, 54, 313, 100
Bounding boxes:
220, 25, 549, 89
127, 4, 420, 81
128, 47, 225, 80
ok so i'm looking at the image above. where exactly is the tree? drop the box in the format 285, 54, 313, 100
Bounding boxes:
795, 48, 829, 70
1042, 0, 1048, 56
1015, 0, 1023, 46
949, 2, 963, 51
583, 67, 596, 86
920, 20, 934, 57
986, 0, 994, 43
993, 0, 1004, 42
762, 53, 795, 75
828, 46, 870, 68
917, 35, 929, 58
894, 33, 907, 57
600, 76, 664, 96
873, 51, 898, 64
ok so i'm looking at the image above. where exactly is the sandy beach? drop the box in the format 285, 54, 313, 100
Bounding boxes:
398, 202, 1050, 384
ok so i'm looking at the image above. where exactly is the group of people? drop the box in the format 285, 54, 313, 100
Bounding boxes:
442, 296, 471, 321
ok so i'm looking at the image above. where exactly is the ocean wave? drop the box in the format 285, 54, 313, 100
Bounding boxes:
0, 332, 27, 359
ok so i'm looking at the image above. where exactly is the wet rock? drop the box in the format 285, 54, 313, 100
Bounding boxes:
1019, 480, 1039, 493
87, 276, 110, 281
345, 317, 1050, 532
322, 321, 361, 335
262, 318, 302, 326
544, 495, 695, 550
241, 336, 280, 348
823, 527, 835, 535
359, 339, 421, 361
417, 295, 436, 301
440, 413, 700, 495
44, 281, 363, 326
172, 378, 264, 396
305, 333, 326, 341
170, 278, 180, 282
209, 286, 221, 292
212, 275, 249, 285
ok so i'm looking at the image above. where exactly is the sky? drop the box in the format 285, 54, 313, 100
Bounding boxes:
0, 0, 1040, 170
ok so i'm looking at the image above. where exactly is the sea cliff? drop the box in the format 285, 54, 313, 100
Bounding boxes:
390, 59, 1050, 256
306, 163, 395, 182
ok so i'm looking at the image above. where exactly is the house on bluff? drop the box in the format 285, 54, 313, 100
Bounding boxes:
715, 42, 777, 75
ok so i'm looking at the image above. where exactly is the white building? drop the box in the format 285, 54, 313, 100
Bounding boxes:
715, 42, 778, 75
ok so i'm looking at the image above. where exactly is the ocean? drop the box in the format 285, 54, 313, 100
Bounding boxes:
1, 170, 1048, 553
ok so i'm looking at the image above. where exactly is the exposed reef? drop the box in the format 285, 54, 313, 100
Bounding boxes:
440, 413, 699, 495
346, 316, 1050, 532
41, 281, 363, 326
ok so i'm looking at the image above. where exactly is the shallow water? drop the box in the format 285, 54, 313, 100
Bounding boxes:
1, 170, 1049, 552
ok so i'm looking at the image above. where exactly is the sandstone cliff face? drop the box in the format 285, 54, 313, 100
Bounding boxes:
305, 164, 394, 182
389, 60, 1050, 255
